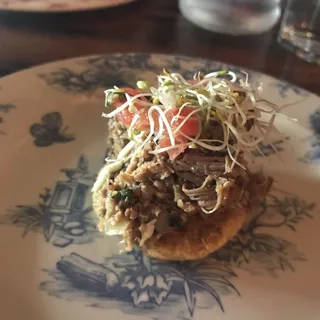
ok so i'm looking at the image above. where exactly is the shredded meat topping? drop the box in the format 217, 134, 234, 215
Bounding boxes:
99, 118, 273, 251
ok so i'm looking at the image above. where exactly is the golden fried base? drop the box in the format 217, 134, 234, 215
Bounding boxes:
143, 206, 246, 261
93, 187, 245, 261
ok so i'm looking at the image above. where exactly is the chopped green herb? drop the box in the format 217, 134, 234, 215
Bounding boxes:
112, 188, 134, 202
105, 90, 125, 107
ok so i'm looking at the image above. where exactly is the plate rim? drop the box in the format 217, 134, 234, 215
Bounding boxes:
0, 51, 318, 99
0, 0, 137, 13
0, 50, 319, 320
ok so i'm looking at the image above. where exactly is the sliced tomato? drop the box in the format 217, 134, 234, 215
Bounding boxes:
135, 111, 151, 132
116, 107, 136, 127
159, 107, 200, 159
112, 88, 200, 159
112, 88, 149, 129
167, 106, 200, 137
159, 135, 189, 160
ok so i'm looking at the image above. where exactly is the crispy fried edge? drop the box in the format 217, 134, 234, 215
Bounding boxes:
143, 206, 246, 261
93, 179, 246, 261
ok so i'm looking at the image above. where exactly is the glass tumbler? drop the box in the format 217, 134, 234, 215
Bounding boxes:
179, 0, 281, 35
278, 0, 320, 65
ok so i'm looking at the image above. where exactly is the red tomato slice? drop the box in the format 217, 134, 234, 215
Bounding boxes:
112, 88, 149, 129
160, 135, 189, 160
167, 107, 200, 137
112, 88, 200, 159
159, 107, 200, 159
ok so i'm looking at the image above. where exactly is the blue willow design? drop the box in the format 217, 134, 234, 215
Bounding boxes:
40, 193, 314, 318
0, 103, 16, 135
271, 80, 309, 98
3, 155, 98, 248
38, 53, 160, 94
38, 53, 259, 94
214, 194, 314, 276
300, 108, 320, 163
252, 137, 290, 158
41, 250, 237, 317
30, 112, 75, 147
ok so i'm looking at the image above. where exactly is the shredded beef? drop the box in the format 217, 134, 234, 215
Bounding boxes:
100, 119, 273, 251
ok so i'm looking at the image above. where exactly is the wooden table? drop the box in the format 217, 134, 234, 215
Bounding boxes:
0, 0, 319, 94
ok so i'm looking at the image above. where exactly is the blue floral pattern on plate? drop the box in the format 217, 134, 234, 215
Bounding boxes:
0, 53, 319, 320
39, 53, 259, 95
300, 108, 320, 163
3, 155, 99, 247
30, 112, 75, 147
39, 192, 314, 318
271, 80, 309, 98
0, 103, 16, 135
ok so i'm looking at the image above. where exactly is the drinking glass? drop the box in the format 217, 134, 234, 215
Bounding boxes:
178, 0, 281, 35
278, 0, 320, 65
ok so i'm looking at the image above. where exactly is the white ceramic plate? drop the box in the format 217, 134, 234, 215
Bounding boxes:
0, 53, 319, 320
0, 0, 136, 12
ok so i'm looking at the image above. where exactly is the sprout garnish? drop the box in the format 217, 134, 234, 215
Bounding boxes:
101, 69, 283, 171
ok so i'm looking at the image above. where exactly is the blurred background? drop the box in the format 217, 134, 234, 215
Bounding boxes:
0, 0, 318, 93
